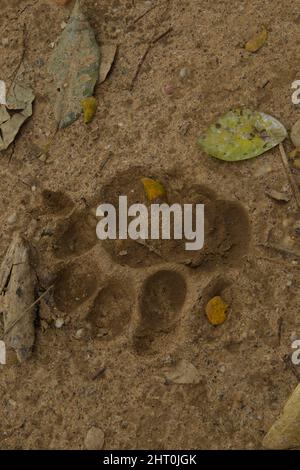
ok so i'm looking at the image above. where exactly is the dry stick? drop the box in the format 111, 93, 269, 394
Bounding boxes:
258, 242, 300, 259
3, 285, 54, 337
133, 4, 157, 24
279, 143, 300, 209
91, 366, 106, 381
130, 27, 173, 90
8, 22, 27, 85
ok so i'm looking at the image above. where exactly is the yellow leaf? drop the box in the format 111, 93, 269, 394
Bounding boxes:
245, 27, 268, 53
205, 296, 228, 326
82, 96, 97, 124
141, 177, 166, 202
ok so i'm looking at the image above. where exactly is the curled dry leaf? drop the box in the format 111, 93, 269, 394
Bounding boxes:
0, 234, 36, 362
141, 177, 166, 202
198, 108, 287, 161
0, 82, 35, 151
48, 0, 100, 128
205, 296, 228, 326
245, 26, 268, 53
265, 189, 290, 202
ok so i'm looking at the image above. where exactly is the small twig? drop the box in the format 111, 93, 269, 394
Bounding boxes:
100, 154, 112, 171
256, 256, 300, 269
259, 242, 300, 259
132, 4, 157, 24
134, 238, 165, 259
3, 285, 54, 337
130, 27, 173, 90
279, 143, 300, 209
91, 366, 106, 381
277, 317, 283, 345
8, 22, 27, 85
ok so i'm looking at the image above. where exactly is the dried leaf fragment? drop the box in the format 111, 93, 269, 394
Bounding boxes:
99, 44, 117, 84
263, 384, 300, 449
0, 82, 35, 151
82, 96, 97, 124
205, 296, 228, 326
245, 26, 268, 53
48, 0, 100, 128
290, 120, 300, 148
0, 234, 36, 362
141, 177, 166, 202
265, 189, 291, 202
164, 360, 202, 384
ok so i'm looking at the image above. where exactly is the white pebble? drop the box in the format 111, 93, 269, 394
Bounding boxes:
55, 318, 64, 329
84, 427, 104, 450
7, 213, 17, 225
179, 67, 189, 79
75, 328, 85, 339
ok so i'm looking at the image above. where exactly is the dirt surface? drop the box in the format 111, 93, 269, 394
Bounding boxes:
1, 0, 300, 450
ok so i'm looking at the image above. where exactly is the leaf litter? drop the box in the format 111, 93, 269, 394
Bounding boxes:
0, 234, 36, 362
48, 0, 100, 129
0, 81, 35, 151
198, 108, 287, 161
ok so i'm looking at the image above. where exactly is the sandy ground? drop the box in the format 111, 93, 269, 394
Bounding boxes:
1, 0, 300, 450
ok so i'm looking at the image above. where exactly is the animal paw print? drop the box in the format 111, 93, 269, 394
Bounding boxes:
36, 167, 251, 353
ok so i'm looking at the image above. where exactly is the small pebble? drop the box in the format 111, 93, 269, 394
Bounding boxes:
97, 328, 108, 338
75, 328, 85, 339
39, 154, 48, 162
118, 250, 128, 256
84, 427, 104, 450
55, 318, 64, 329
7, 213, 17, 226
163, 83, 175, 95
2, 38, 9, 47
291, 331, 298, 342
31, 185, 37, 192
179, 67, 189, 79
60, 21, 67, 29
